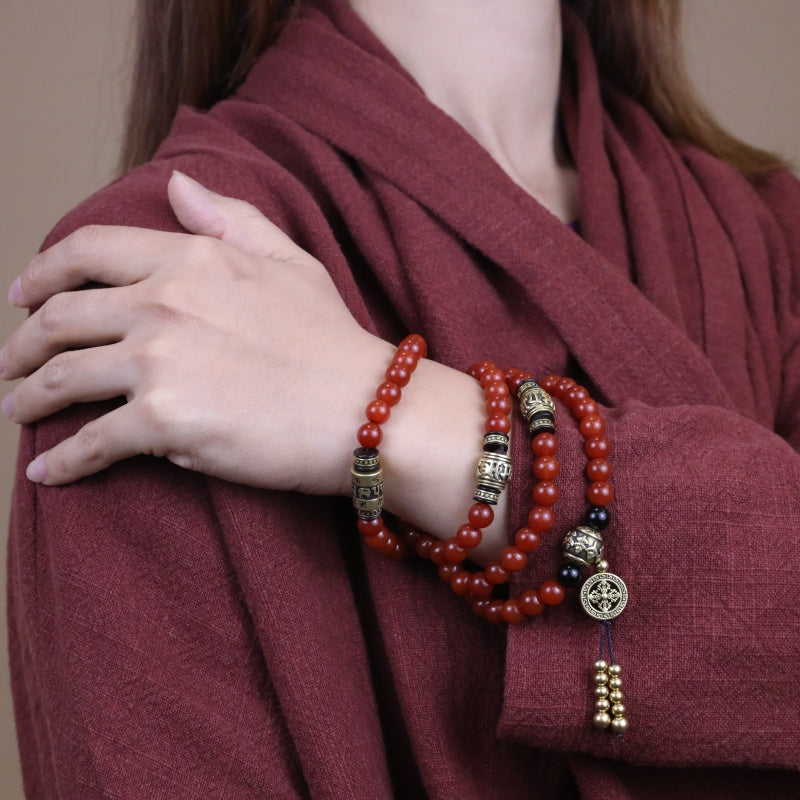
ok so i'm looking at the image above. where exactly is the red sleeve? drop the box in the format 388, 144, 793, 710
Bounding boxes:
7, 120, 395, 799
500, 401, 800, 768
8, 422, 313, 798
499, 171, 800, 774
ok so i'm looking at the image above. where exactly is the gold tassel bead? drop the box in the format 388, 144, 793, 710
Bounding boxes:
610, 717, 629, 735
593, 712, 612, 730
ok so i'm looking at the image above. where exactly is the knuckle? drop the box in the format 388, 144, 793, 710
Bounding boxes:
146, 276, 187, 318
41, 354, 71, 394
182, 233, 219, 264
74, 422, 105, 466
65, 225, 103, 262
138, 390, 173, 433
2, 332, 19, 369
22, 254, 46, 295
38, 294, 67, 338
132, 335, 174, 377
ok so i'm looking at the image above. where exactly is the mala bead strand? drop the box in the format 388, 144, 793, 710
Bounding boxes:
540, 374, 629, 735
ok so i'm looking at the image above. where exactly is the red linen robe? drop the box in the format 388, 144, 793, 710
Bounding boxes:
8, 1, 800, 797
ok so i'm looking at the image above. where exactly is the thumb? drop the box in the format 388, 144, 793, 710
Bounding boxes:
167, 171, 299, 259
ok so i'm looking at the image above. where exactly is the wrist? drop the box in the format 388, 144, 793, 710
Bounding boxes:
377, 355, 509, 563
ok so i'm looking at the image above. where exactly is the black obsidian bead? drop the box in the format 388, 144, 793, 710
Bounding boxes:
557, 562, 583, 588
585, 505, 611, 531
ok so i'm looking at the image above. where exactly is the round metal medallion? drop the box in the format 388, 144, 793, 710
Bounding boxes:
580, 572, 628, 621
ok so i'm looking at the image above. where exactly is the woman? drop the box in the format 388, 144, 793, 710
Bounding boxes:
4, 0, 800, 797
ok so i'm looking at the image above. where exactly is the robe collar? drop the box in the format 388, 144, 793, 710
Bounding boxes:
239, 0, 735, 409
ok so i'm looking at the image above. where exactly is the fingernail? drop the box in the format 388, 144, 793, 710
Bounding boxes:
8, 277, 22, 306
172, 170, 210, 193
26, 455, 47, 483
1, 394, 14, 420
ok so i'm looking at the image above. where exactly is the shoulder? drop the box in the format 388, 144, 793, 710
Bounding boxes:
43, 101, 339, 252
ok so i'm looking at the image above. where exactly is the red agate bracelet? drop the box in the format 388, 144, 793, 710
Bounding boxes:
352, 348, 513, 570
351, 334, 428, 560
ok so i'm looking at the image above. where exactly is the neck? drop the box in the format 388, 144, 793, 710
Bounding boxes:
347, 0, 579, 222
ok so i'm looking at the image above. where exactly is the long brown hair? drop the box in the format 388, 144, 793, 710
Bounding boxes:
120, 0, 783, 178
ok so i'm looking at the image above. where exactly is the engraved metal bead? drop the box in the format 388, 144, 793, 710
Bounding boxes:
593, 712, 612, 730
562, 525, 604, 567
517, 379, 556, 435
473, 449, 512, 505
351, 447, 384, 519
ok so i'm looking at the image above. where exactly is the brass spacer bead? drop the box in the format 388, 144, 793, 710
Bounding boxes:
594, 660, 608, 673
611, 703, 626, 717
608, 677, 623, 691
609, 690, 623, 704
595, 558, 610, 573
594, 685, 609, 699
593, 672, 609, 685
608, 663, 622, 678
595, 698, 611, 712
482, 431, 510, 453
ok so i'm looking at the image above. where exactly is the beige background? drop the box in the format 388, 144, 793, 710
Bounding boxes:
1, 1, 798, 796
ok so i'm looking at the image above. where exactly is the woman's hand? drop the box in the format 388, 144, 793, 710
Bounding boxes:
0, 172, 392, 493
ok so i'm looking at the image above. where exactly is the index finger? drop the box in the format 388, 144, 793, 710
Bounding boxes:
10, 224, 193, 309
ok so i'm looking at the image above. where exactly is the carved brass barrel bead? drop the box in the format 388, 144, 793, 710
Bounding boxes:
516, 378, 556, 435
474, 433, 512, 505
351, 447, 384, 519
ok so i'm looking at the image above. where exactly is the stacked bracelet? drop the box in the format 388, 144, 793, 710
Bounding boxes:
350, 337, 629, 734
